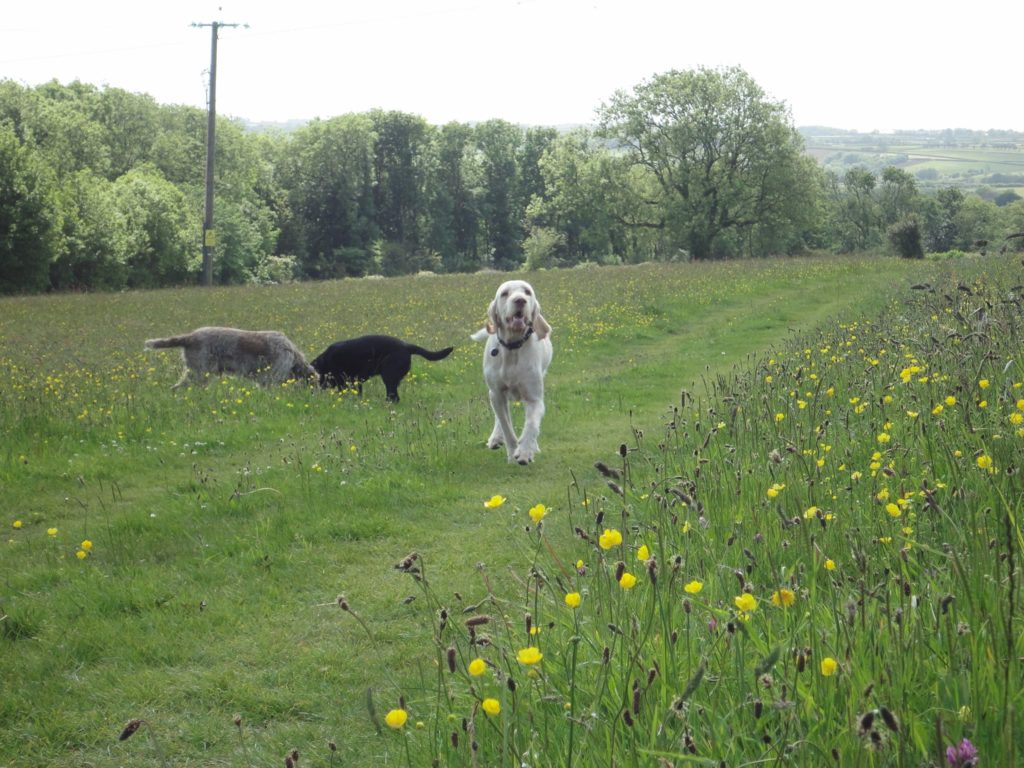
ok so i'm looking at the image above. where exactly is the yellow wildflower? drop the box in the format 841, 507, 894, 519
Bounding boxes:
564, 592, 581, 608
771, 588, 796, 608
684, 580, 704, 594
598, 528, 623, 550
820, 657, 838, 676
734, 593, 758, 613
528, 503, 547, 523
484, 495, 506, 509
468, 658, 487, 677
384, 709, 409, 729
619, 572, 638, 589
516, 647, 543, 665
481, 698, 501, 717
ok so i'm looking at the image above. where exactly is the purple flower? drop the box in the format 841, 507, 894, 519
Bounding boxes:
946, 738, 978, 767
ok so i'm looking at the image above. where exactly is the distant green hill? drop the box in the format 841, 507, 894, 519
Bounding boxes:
799, 126, 1024, 197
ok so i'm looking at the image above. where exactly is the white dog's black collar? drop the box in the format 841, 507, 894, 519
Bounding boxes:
496, 326, 534, 353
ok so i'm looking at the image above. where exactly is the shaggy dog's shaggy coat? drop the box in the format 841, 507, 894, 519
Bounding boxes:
144, 326, 316, 389
311, 334, 453, 402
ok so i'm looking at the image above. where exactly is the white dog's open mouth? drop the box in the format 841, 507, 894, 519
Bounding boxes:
507, 309, 528, 333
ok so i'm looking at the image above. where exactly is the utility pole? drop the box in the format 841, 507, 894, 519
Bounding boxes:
192, 20, 244, 286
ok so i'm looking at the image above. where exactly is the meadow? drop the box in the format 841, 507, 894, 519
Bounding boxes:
1, 255, 1021, 767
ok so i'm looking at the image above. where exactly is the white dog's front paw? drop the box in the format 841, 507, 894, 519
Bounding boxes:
487, 434, 505, 450
514, 443, 538, 465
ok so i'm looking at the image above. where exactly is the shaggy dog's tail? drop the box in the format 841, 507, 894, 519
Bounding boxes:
469, 328, 490, 342
144, 335, 192, 350
408, 344, 454, 362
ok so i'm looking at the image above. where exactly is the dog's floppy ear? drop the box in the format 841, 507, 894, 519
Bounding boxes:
531, 299, 551, 340
486, 299, 501, 334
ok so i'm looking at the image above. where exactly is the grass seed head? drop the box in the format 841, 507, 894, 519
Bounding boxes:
118, 719, 142, 741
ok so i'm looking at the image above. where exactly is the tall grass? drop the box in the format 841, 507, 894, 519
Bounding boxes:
357, 258, 1023, 766
1, 255, 1018, 766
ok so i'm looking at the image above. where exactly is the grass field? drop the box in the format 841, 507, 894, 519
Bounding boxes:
1, 255, 1021, 767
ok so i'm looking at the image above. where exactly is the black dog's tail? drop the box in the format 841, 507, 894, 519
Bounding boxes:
407, 344, 454, 362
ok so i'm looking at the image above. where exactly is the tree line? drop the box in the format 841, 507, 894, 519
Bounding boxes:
2, 68, 1022, 294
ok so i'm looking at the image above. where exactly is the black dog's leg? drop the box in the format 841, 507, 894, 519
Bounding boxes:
379, 351, 413, 402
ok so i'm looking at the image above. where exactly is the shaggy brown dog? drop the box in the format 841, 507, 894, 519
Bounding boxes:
144, 326, 316, 389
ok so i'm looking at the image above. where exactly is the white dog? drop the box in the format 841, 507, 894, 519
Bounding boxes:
471, 279, 553, 464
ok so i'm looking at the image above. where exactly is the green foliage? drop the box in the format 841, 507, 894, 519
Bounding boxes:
278, 114, 379, 279
888, 215, 925, 258
1, 77, 1020, 294
598, 66, 816, 260
527, 129, 622, 265
376, 239, 441, 277
0, 124, 61, 293
49, 170, 130, 290
522, 226, 565, 270
475, 119, 525, 269
113, 165, 197, 287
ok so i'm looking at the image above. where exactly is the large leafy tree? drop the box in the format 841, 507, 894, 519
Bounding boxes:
598, 66, 811, 260
423, 122, 480, 272
114, 165, 196, 288
91, 86, 160, 180
277, 115, 378, 278
369, 110, 431, 247
475, 120, 524, 270
832, 167, 880, 252
49, 170, 130, 290
0, 125, 61, 293
877, 166, 918, 227
527, 129, 622, 265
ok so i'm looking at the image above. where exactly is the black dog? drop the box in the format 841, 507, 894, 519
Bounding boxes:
312, 335, 454, 402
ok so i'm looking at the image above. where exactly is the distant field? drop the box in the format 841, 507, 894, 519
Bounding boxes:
2, 255, 1021, 767
801, 127, 1024, 192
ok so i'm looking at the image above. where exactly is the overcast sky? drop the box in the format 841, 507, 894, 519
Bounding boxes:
2, 0, 1020, 131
